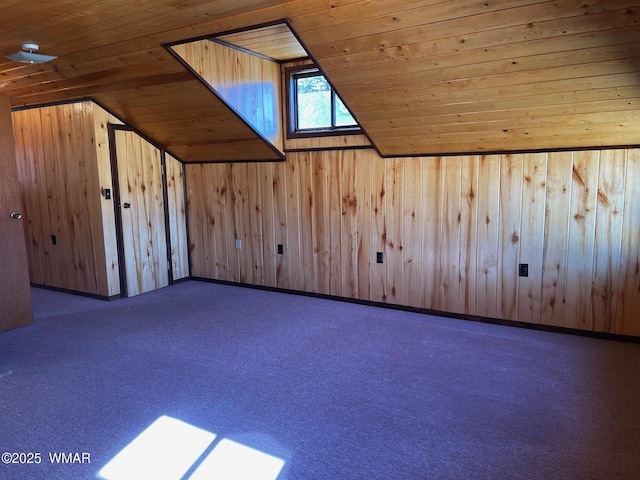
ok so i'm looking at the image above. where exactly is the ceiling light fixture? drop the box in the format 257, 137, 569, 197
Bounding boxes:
6, 43, 57, 64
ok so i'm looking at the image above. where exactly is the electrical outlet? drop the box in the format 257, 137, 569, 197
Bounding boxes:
519, 263, 529, 277
376, 252, 384, 264
277, 244, 283, 254
235, 239, 242, 250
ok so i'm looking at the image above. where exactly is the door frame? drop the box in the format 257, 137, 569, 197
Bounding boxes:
107, 124, 175, 297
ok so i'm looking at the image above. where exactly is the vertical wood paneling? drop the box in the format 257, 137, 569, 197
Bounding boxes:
93, 106, 122, 296
298, 152, 317, 292
284, 158, 302, 290
235, 163, 253, 283
423, 157, 442, 310
44, 106, 70, 288
440, 156, 462, 313
617, 149, 640, 336
13, 102, 111, 296
165, 154, 189, 280
498, 154, 523, 321
313, 152, 330, 294
211, 164, 229, 280
75, 104, 100, 290
260, 162, 277, 288
115, 130, 169, 296
541, 152, 573, 327
385, 157, 403, 305
340, 150, 358, 299
186, 164, 212, 278
402, 157, 424, 308
592, 149, 626, 333
224, 164, 240, 282
565, 150, 599, 330
356, 150, 372, 300
459, 155, 479, 315
518, 153, 547, 324
173, 40, 283, 152
272, 161, 288, 289
328, 152, 343, 297
475, 155, 500, 317
370, 152, 386, 303
15, 108, 48, 283
184, 146, 640, 337
247, 163, 265, 285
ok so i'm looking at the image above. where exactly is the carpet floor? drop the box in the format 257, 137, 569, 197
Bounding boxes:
1, 281, 639, 479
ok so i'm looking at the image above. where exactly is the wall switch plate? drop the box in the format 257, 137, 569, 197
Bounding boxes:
519, 263, 529, 277
376, 252, 384, 264
104, 188, 111, 200
277, 244, 283, 254
235, 239, 242, 250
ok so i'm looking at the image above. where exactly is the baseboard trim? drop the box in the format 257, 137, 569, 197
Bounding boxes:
30, 283, 119, 301
190, 277, 640, 344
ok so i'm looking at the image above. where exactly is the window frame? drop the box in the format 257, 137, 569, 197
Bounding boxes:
286, 66, 361, 139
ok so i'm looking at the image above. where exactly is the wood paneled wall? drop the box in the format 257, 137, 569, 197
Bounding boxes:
186, 148, 640, 337
172, 40, 283, 153
13, 101, 189, 297
93, 106, 123, 296
166, 153, 189, 280
13, 102, 113, 296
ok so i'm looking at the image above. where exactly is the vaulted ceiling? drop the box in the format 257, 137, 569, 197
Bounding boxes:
1, 1, 639, 160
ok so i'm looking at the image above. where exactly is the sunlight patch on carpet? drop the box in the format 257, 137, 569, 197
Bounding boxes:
97, 415, 216, 480
97, 415, 286, 480
189, 438, 286, 480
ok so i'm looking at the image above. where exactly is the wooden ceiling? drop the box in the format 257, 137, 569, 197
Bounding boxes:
1, 1, 639, 159
216, 23, 307, 62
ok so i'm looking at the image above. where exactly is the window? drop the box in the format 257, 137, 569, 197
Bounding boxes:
288, 67, 360, 137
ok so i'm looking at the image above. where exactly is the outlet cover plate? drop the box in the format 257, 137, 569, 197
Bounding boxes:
519, 263, 529, 277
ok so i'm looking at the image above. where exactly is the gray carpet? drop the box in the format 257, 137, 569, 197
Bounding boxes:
1, 281, 639, 479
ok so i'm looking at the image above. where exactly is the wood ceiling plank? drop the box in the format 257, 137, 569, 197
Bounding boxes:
3, 0, 640, 156
337, 57, 640, 98
356, 85, 640, 120
317, 11, 640, 71
117, 107, 247, 125
121, 111, 244, 128
363, 97, 640, 131
8, 59, 185, 101
348, 71, 640, 112
299, 0, 639, 55
171, 143, 282, 163
333, 42, 640, 91
368, 109, 640, 139
296, 0, 563, 46
376, 121, 637, 155
216, 23, 307, 60
11, 71, 193, 107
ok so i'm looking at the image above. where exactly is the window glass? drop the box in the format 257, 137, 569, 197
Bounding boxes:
290, 68, 360, 136
334, 95, 357, 127
296, 75, 331, 129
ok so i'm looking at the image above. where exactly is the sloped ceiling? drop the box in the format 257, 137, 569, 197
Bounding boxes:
1, 1, 639, 159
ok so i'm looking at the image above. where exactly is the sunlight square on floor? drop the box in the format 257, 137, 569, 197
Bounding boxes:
97, 415, 286, 480
97, 415, 216, 480
189, 438, 286, 480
